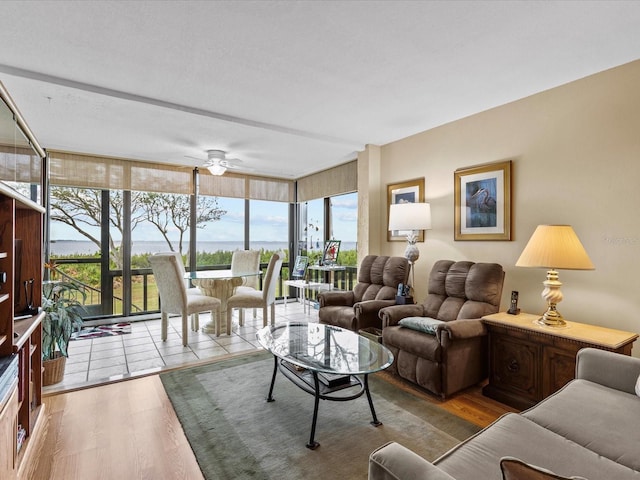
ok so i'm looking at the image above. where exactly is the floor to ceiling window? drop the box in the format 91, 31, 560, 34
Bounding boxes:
47, 153, 196, 320
48, 186, 105, 317
329, 191, 357, 266
48, 163, 298, 320
250, 198, 289, 268
46, 155, 355, 322
299, 198, 325, 264
195, 195, 244, 268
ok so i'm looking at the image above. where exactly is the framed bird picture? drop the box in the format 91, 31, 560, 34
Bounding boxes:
454, 160, 512, 241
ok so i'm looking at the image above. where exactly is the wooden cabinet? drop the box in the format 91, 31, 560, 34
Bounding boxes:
0, 81, 46, 477
0, 185, 45, 476
0, 386, 18, 479
482, 312, 638, 410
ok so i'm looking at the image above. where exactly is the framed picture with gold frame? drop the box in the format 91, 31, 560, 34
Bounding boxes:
454, 160, 512, 241
387, 177, 425, 242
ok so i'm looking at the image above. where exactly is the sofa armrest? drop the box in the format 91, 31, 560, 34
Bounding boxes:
379, 304, 426, 327
355, 300, 396, 330
576, 347, 640, 395
318, 290, 355, 307
369, 442, 457, 480
438, 318, 487, 341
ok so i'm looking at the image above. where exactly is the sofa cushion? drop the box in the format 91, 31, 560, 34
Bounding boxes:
500, 457, 588, 480
398, 316, 444, 335
318, 305, 356, 331
421, 260, 504, 321
383, 325, 441, 362
434, 413, 637, 480
522, 379, 640, 471
635, 374, 640, 396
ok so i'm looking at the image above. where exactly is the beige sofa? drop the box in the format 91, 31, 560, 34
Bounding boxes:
369, 348, 640, 480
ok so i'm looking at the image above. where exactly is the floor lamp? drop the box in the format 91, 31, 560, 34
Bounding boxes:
388, 202, 432, 294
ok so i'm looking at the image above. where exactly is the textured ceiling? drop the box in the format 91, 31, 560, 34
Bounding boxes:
1, 1, 639, 178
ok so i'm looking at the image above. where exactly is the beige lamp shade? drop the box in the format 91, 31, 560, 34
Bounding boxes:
516, 225, 594, 270
388, 202, 432, 293
516, 225, 594, 327
388, 203, 432, 231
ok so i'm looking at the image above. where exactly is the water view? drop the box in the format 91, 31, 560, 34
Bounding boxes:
51, 240, 357, 257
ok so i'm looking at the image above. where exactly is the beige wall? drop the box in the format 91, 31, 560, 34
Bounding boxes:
357, 145, 382, 260
374, 59, 640, 353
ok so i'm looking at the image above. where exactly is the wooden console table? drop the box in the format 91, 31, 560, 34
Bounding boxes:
482, 312, 638, 410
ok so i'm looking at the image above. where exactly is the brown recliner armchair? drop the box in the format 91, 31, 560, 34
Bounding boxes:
379, 259, 504, 398
318, 255, 409, 332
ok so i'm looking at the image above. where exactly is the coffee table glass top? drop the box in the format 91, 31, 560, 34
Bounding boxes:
256, 322, 393, 375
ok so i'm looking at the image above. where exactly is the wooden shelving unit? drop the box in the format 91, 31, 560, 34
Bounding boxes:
0, 81, 46, 479
0, 185, 45, 479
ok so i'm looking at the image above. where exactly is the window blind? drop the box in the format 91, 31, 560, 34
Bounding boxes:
296, 160, 357, 202
48, 150, 194, 194
0, 144, 41, 183
48, 150, 295, 202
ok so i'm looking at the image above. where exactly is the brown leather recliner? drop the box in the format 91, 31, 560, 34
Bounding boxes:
318, 255, 409, 332
379, 259, 504, 398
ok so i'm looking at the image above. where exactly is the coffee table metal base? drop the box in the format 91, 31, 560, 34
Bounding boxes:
265, 355, 381, 449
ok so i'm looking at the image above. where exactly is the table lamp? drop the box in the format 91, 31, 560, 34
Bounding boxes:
388, 202, 432, 291
515, 225, 594, 327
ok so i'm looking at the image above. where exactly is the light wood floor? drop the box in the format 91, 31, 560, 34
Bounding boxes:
31, 375, 205, 480
29, 362, 516, 480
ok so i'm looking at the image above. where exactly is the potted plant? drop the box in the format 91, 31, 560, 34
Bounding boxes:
42, 281, 86, 385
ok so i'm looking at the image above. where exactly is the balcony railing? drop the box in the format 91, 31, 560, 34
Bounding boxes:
51, 257, 357, 321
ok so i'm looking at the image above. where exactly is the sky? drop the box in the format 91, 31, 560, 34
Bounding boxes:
50, 191, 358, 246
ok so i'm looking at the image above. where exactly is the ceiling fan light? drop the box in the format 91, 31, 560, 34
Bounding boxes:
207, 164, 227, 175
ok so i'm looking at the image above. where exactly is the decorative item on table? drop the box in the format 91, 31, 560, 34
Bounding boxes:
292, 255, 308, 278
395, 283, 413, 305
21, 278, 39, 316
387, 201, 432, 293
454, 160, 512, 241
516, 225, 594, 327
321, 240, 340, 266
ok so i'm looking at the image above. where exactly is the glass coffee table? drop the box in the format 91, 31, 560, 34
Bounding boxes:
256, 322, 394, 449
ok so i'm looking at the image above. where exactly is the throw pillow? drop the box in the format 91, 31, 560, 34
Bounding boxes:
398, 316, 444, 335
500, 457, 588, 480
635, 374, 640, 397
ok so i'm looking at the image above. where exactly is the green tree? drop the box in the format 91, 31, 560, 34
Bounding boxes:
50, 187, 226, 266
50, 188, 147, 268
139, 193, 225, 254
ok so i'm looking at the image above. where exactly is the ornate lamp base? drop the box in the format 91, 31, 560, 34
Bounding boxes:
537, 304, 566, 327
404, 241, 420, 295
537, 269, 567, 327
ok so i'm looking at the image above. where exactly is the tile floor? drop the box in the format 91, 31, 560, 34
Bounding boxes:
44, 300, 317, 394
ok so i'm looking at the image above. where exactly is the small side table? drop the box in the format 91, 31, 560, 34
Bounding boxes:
283, 279, 331, 314
481, 312, 638, 410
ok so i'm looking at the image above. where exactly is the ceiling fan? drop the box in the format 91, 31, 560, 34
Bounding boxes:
187, 149, 246, 176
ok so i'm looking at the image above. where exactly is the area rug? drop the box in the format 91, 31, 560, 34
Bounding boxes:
160, 352, 481, 480
70, 322, 131, 340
